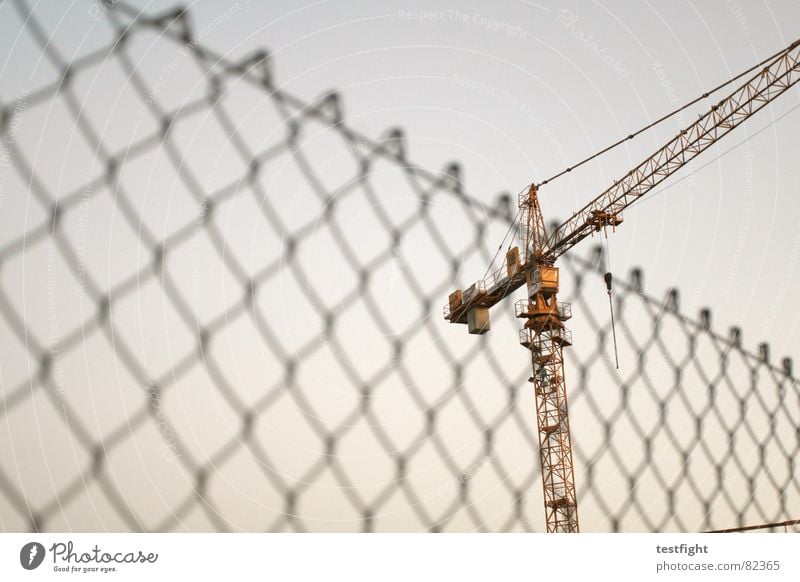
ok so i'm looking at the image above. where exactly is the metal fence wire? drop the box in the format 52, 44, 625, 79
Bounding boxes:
0, 0, 798, 533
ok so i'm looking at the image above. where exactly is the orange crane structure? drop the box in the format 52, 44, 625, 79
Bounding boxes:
444, 38, 800, 532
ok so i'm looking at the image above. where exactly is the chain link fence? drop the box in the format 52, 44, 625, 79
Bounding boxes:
0, 0, 798, 533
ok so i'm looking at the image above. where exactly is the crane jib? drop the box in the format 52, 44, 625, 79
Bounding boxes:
548, 38, 800, 260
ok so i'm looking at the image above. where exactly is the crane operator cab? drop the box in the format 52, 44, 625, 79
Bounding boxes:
531, 265, 559, 297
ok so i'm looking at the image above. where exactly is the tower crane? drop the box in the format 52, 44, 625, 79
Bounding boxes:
444, 38, 800, 532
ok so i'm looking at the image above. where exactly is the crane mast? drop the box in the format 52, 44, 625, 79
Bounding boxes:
518, 185, 579, 532
444, 37, 800, 533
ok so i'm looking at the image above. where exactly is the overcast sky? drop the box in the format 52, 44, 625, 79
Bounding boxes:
1, 0, 799, 533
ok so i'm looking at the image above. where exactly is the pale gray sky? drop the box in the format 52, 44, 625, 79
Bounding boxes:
1, 0, 798, 533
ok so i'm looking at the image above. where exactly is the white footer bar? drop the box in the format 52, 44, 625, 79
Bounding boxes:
1, 533, 798, 581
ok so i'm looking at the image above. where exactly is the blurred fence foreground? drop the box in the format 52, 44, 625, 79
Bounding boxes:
0, 0, 798, 533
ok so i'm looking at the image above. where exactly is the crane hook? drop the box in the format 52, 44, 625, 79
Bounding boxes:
605, 272, 620, 370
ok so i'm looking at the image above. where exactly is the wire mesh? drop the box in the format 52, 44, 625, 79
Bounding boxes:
0, 0, 798, 533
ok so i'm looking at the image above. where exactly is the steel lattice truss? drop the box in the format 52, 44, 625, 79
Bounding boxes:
548, 40, 800, 259
0, 0, 798, 533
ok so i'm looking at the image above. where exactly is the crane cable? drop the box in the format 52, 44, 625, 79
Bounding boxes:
627, 99, 800, 213
604, 236, 620, 370
535, 40, 799, 188
479, 187, 527, 282
605, 272, 620, 370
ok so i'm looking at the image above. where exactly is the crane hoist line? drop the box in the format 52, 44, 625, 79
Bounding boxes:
443, 37, 800, 533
